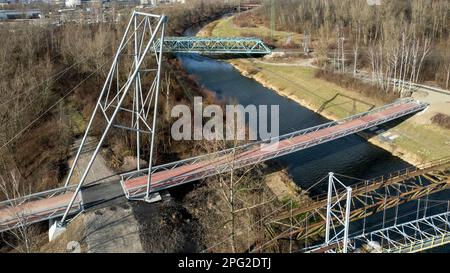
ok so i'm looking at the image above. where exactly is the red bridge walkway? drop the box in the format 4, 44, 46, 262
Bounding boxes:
121, 98, 427, 198
0, 98, 428, 232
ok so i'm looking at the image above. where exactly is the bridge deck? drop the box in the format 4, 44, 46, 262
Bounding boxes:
0, 98, 427, 232
121, 98, 427, 198
0, 188, 82, 232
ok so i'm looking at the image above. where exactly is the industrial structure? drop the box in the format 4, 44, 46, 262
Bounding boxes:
156, 36, 271, 55
0, 9, 42, 19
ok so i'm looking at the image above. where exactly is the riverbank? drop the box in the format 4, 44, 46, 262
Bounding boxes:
198, 15, 450, 167
228, 60, 426, 166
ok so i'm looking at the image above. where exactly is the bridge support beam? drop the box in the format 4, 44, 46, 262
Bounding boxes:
144, 192, 162, 203
324, 172, 352, 253
58, 11, 168, 226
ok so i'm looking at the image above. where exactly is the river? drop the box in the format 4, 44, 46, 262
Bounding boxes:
177, 35, 410, 189
175, 24, 448, 252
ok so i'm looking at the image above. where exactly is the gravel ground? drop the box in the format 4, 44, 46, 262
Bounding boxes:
131, 197, 204, 253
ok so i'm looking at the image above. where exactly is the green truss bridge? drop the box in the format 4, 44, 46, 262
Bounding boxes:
155, 37, 272, 55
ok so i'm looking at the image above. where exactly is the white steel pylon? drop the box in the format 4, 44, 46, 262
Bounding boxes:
324, 172, 352, 253
59, 11, 167, 225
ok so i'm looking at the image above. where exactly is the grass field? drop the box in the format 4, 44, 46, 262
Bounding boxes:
393, 122, 450, 161
237, 60, 380, 117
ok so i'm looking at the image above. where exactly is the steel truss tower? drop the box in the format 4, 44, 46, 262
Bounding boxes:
324, 172, 352, 253
350, 210, 450, 253
59, 11, 167, 225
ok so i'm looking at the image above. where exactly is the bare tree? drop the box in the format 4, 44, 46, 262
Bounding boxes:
164, 72, 172, 121
259, 0, 449, 90
0, 170, 40, 253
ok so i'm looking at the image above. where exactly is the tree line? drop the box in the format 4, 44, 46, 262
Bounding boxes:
258, 0, 449, 91
0, 0, 250, 253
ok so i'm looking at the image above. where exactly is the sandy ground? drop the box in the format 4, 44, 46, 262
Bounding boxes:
264, 170, 311, 204
257, 56, 318, 68
411, 89, 450, 124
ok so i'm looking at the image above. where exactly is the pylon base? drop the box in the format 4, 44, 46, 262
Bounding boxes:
49, 221, 66, 241
144, 192, 162, 203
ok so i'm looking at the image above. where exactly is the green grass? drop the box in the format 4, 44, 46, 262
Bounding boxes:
243, 61, 378, 118
393, 122, 450, 162
65, 101, 85, 135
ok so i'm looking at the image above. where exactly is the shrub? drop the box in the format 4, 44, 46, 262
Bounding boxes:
431, 113, 450, 130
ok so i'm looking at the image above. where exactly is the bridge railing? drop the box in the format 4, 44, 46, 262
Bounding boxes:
0, 201, 83, 233
121, 98, 429, 199
393, 233, 450, 253
122, 98, 424, 178
350, 210, 450, 253
0, 185, 83, 232
0, 185, 75, 210
303, 205, 450, 253
154, 37, 272, 54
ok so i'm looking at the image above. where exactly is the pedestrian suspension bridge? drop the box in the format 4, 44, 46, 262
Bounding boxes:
0, 12, 447, 253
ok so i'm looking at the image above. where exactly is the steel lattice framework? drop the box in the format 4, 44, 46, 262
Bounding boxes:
155, 37, 271, 55
350, 211, 450, 253
58, 11, 168, 224
305, 200, 450, 253
324, 173, 352, 253
252, 158, 450, 252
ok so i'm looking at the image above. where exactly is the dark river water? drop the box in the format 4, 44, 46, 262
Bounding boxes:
176, 24, 449, 252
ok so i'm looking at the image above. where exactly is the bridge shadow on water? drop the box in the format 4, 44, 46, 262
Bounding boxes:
360, 112, 414, 139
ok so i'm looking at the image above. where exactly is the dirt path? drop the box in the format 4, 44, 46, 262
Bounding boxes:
254, 56, 318, 68
83, 204, 144, 253
66, 138, 144, 253
411, 88, 450, 124
66, 137, 119, 185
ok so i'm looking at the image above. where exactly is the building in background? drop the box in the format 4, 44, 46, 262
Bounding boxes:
163, 0, 185, 3
155, 0, 186, 4
65, 0, 81, 7
0, 9, 42, 19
